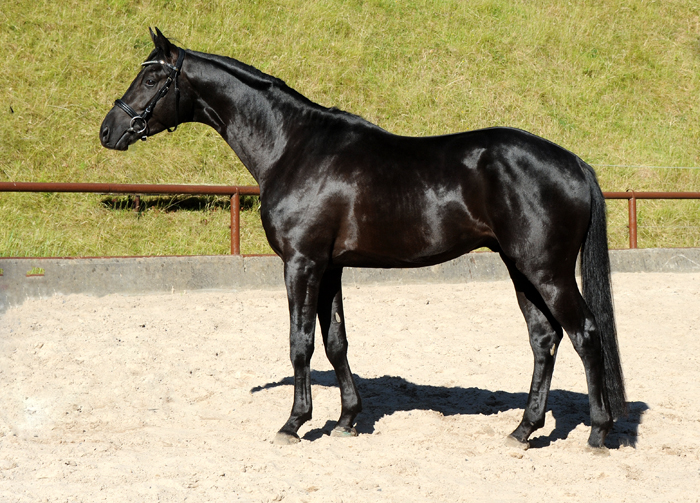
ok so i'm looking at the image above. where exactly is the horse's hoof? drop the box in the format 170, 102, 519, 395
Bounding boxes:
274, 432, 301, 445
330, 426, 358, 438
505, 434, 529, 451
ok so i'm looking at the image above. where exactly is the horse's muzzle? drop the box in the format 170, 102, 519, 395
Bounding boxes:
100, 108, 134, 151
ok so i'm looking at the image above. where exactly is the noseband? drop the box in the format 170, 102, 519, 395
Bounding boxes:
114, 48, 185, 141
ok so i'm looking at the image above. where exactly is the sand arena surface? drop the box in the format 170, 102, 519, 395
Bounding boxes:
1, 272, 699, 502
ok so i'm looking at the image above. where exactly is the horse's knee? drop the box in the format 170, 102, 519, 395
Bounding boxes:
323, 321, 348, 357
324, 336, 347, 363
290, 336, 314, 367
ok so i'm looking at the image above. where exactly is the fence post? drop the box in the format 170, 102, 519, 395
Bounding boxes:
231, 191, 241, 255
628, 191, 638, 249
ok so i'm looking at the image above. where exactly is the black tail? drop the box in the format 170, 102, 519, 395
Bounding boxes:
580, 160, 627, 419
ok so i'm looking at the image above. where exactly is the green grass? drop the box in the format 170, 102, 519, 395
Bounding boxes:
1, 0, 699, 256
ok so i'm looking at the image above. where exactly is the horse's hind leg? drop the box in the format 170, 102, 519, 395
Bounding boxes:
522, 270, 614, 448
538, 278, 614, 448
316, 267, 362, 436
504, 259, 564, 449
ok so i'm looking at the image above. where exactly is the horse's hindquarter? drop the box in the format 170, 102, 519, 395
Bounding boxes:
474, 129, 592, 265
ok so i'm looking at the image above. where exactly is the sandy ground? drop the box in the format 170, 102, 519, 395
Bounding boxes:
1, 272, 699, 502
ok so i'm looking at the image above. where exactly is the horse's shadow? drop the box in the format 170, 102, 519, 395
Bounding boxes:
251, 370, 648, 449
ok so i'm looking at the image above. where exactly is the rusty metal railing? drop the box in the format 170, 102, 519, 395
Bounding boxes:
0, 182, 260, 255
1, 182, 699, 254
603, 191, 700, 249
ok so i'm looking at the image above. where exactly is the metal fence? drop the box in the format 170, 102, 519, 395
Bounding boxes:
0, 182, 259, 255
603, 191, 700, 248
2, 182, 699, 254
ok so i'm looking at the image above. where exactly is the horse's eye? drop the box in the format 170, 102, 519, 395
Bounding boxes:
145, 79, 156, 88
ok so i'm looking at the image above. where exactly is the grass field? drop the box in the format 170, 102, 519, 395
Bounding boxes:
1, 0, 699, 256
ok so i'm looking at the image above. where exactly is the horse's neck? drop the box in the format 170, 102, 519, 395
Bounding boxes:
185, 52, 312, 185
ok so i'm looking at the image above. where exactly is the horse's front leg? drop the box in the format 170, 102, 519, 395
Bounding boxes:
316, 267, 362, 437
274, 255, 325, 445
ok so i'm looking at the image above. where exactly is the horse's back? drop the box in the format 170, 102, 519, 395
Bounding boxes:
266, 124, 593, 268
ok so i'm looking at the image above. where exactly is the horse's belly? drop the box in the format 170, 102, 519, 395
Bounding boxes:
331, 225, 492, 268
326, 181, 495, 268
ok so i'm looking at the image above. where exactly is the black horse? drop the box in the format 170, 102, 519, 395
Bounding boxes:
100, 29, 626, 449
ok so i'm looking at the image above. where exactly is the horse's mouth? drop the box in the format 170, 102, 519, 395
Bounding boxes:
100, 125, 137, 151
103, 139, 128, 151
111, 134, 133, 151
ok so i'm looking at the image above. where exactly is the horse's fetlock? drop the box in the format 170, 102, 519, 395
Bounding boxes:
345, 400, 362, 416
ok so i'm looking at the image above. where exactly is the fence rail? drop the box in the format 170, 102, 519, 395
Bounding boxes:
603, 191, 700, 249
0, 182, 260, 255
2, 182, 699, 254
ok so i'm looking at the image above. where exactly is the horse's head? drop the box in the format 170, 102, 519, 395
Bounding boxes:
100, 28, 187, 150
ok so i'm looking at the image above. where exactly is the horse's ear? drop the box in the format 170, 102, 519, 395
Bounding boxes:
149, 27, 177, 59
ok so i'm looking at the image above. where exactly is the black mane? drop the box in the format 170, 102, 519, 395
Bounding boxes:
189, 50, 379, 128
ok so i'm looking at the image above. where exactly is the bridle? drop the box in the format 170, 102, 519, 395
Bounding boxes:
114, 47, 186, 141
